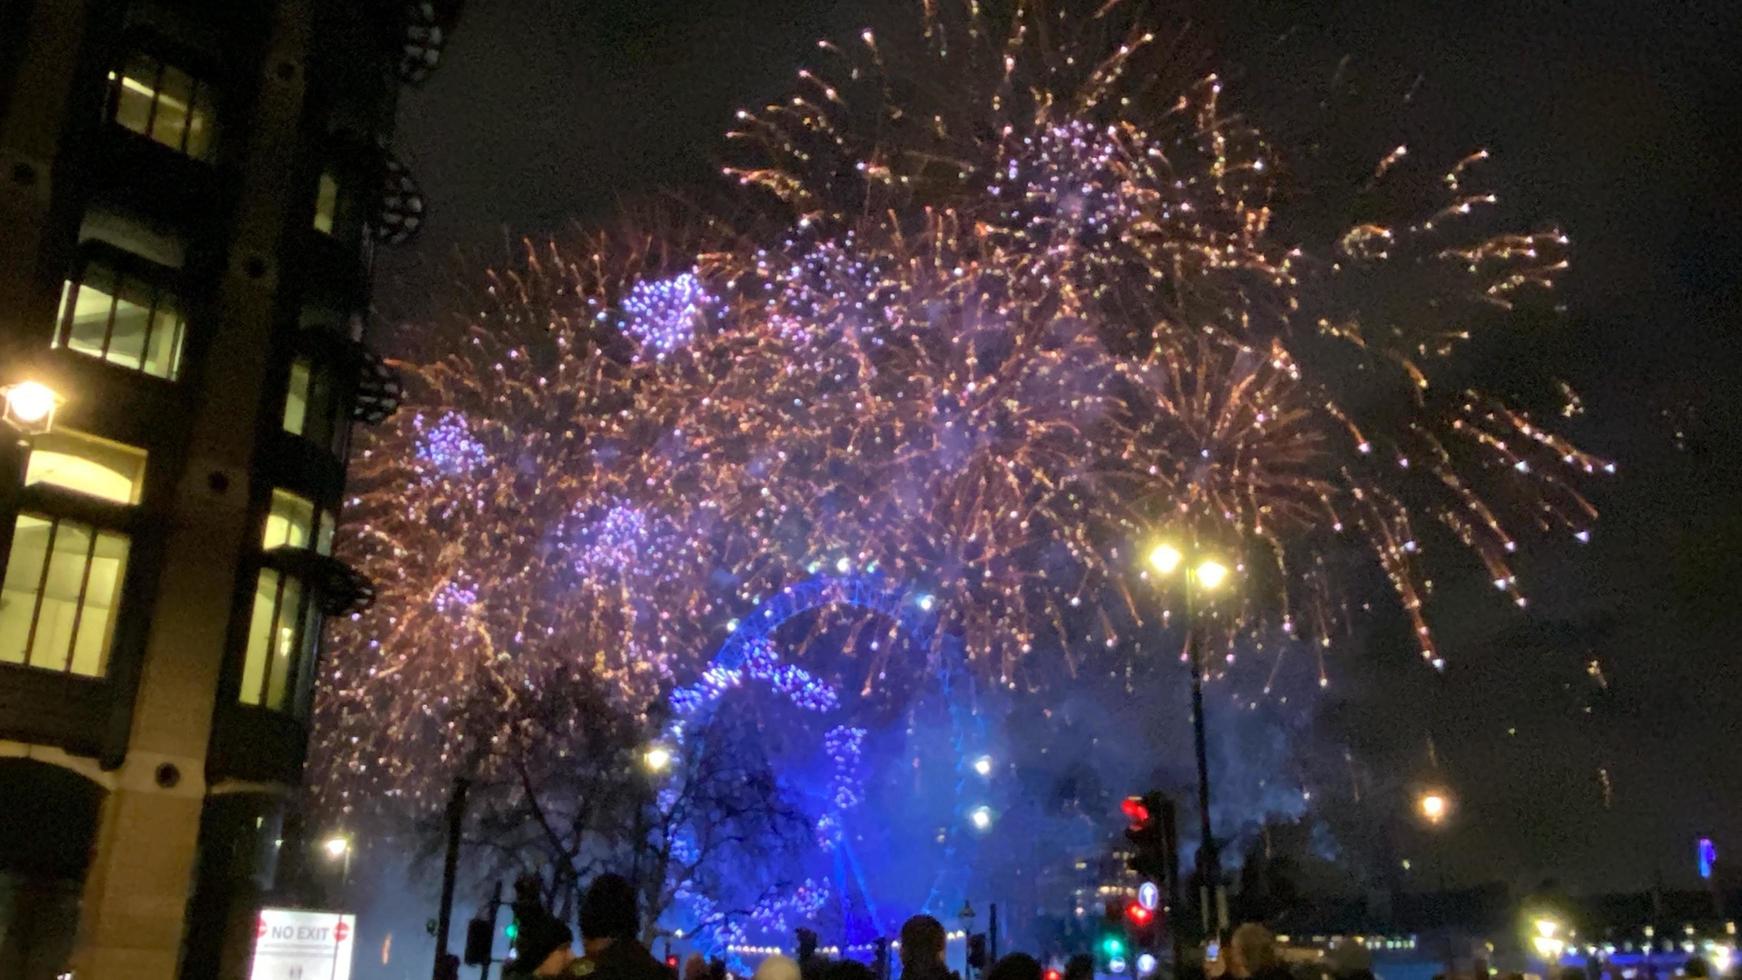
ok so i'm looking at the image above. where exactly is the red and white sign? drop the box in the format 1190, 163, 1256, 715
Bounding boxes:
251, 907, 357, 980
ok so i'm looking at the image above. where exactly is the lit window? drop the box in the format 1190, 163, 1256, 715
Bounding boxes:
282, 357, 344, 452
0, 514, 130, 677
264, 490, 315, 551
24, 431, 147, 505
316, 509, 336, 556
313, 171, 339, 235
283, 359, 311, 435
55, 258, 185, 379
108, 51, 215, 159
238, 567, 315, 712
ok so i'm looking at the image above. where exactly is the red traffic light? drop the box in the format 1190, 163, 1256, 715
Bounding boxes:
1124, 900, 1155, 928
1121, 796, 1151, 825
1045, 970, 1063, 980
667, 957, 680, 969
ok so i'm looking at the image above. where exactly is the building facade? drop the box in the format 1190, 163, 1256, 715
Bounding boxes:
0, 1, 454, 977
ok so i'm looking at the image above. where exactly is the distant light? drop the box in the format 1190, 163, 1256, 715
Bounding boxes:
1418, 790, 1450, 825
1147, 543, 1182, 575
835, 557, 851, 573
1699, 837, 1718, 880
917, 594, 935, 612
323, 835, 351, 859
1194, 559, 1230, 590
973, 755, 993, 777
643, 745, 673, 773
1137, 954, 1158, 976
969, 806, 993, 831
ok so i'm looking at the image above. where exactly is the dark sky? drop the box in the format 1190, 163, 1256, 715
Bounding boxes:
377, 0, 1742, 893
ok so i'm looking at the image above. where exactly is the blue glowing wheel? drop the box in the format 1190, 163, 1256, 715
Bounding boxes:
664, 570, 987, 958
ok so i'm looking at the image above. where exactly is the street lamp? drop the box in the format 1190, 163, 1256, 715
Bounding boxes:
973, 755, 993, 777
1, 380, 62, 435
1417, 790, 1451, 826
1532, 916, 1567, 970
968, 805, 994, 832
1143, 537, 1235, 938
642, 744, 673, 774
322, 833, 353, 888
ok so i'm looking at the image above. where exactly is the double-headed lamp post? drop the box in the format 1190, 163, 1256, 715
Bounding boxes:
1145, 541, 1233, 937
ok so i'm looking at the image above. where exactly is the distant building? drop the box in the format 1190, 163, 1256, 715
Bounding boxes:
0, 2, 455, 977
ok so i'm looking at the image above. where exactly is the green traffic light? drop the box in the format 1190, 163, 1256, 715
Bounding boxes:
1101, 936, 1125, 957
505, 920, 519, 942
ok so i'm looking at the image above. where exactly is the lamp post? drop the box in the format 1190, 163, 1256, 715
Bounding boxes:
634, 743, 673, 888
1144, 540, 1233, 939
322, 833, 353, 890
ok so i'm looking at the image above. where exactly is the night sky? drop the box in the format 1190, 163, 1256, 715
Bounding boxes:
375, 0, 1742, 893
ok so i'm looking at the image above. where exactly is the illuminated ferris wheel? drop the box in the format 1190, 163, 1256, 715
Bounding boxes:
663, 568, 990, 956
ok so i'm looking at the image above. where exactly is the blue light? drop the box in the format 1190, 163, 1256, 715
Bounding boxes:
1138, 881, 1160, 911
1699, 837, 1717, 880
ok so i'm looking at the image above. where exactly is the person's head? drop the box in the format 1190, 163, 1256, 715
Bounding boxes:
1064, 954, 1096, 980
756, 955, 804, 980
988, 953, 1044, 980
899, 915, 947, 970
684, 954, 711, 980
580, 873, 640, 949
514, 912, 575, 977
1229, 923, 1278, 979
827, 960, 879, 980
1327, 940, 1372, 979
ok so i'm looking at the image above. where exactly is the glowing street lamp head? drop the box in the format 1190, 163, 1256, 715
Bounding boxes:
1147, 543, 1183, 576
1194, 559, 1230, 590
973, 755, 993, 777
642, 744, 673, 773
969, 805, 994, 831
322, 834, 350, 859
1, 380, 62, 433
1418, 790, 1450, 824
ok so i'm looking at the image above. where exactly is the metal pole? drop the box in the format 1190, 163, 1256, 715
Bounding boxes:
481, 879, 504, 980
1187, 623, 1221, 938
1160, 797, 1184, 972
989, 903, 998, 964
434, 777, 471, 979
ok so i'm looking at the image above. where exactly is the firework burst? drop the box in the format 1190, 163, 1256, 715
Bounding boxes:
317, 0, 1608, 806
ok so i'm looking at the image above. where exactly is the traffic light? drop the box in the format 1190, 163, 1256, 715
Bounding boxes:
1098, 900, 1127, 972
968, 933, 988, 971
667, 956, 681, 969
463, 917, 493, 966
1122, 792, 1170, 884
1124, 900, 1154, 929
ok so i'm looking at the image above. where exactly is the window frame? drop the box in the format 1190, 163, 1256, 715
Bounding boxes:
236, 563, 318, 716
54, 242, 187, 381
236, 489, 339, 718
0, 511, 133, 677
103, 42, 217, 160
0, 435, 148, 681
